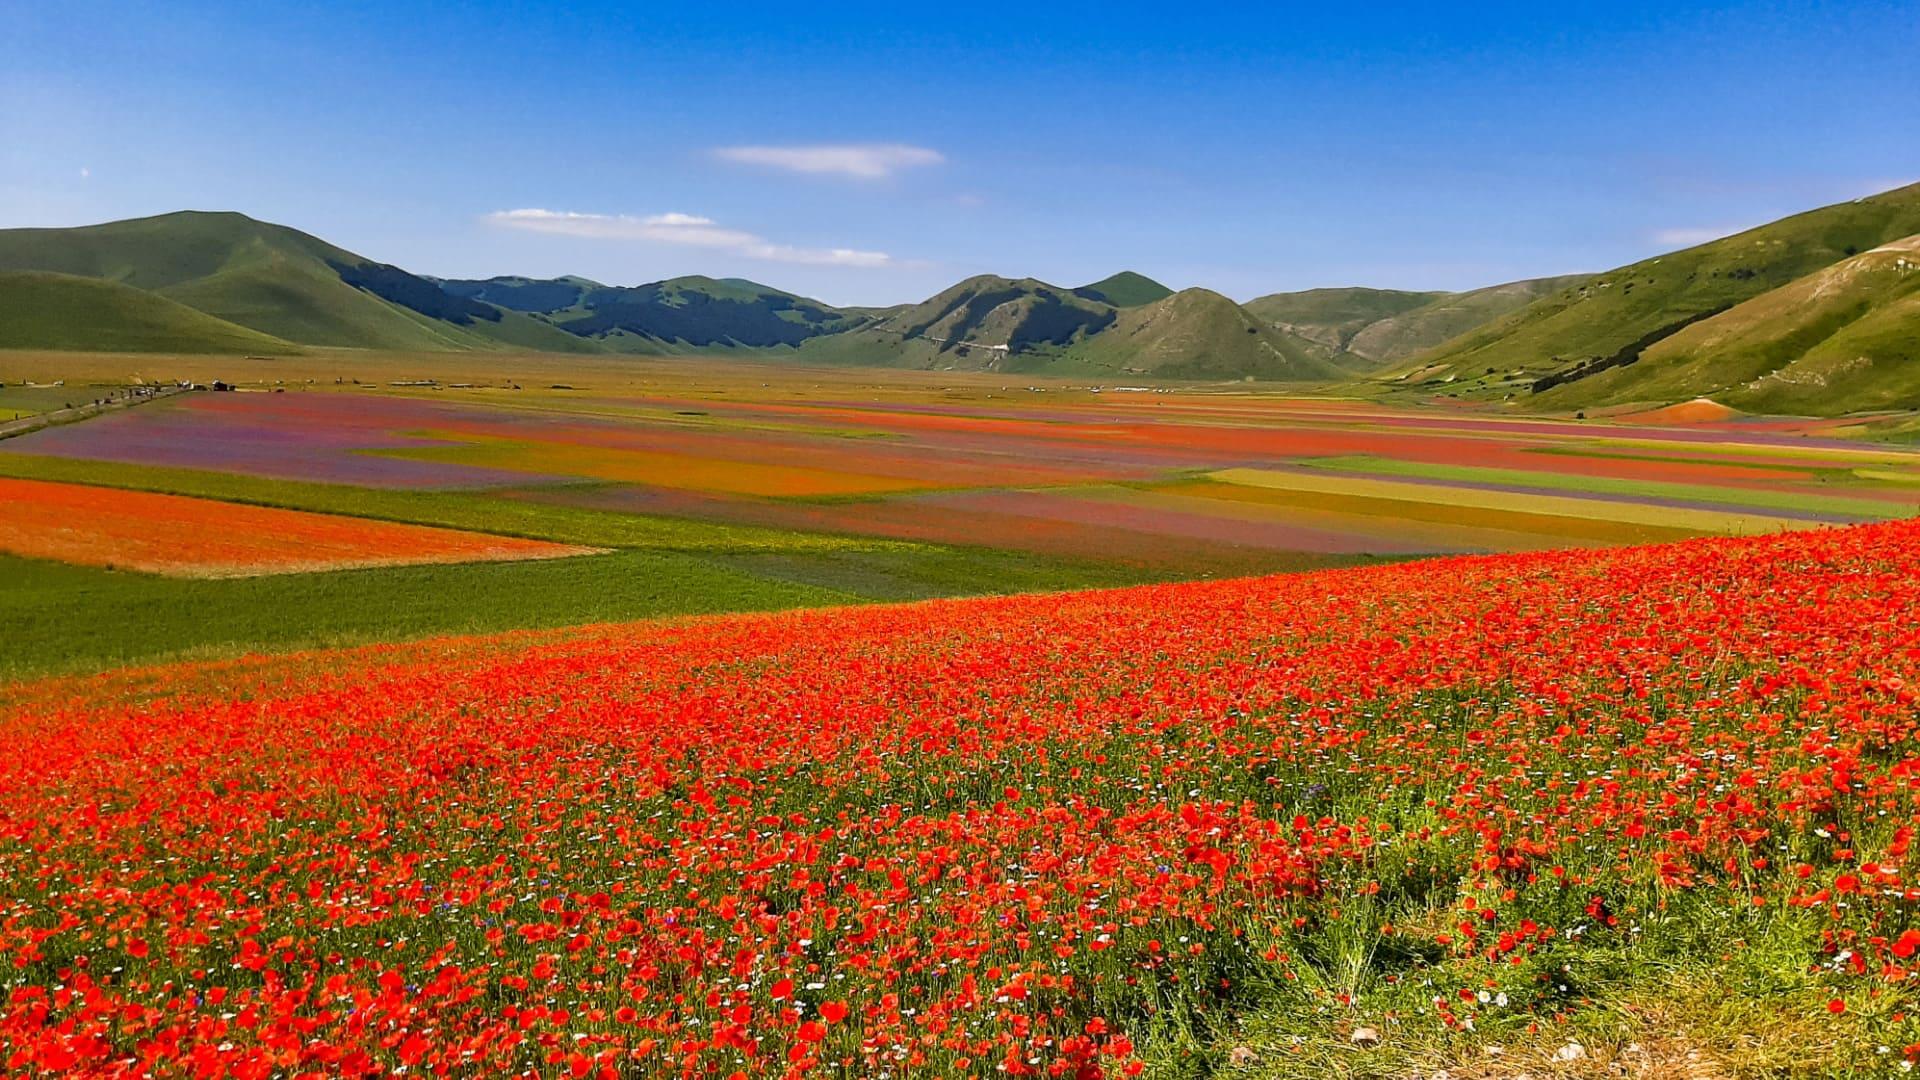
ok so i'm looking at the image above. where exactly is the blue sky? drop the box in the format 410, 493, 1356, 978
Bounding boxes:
3, 1, 1915, 305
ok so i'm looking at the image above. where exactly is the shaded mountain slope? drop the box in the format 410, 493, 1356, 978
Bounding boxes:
0, 271, 296, 354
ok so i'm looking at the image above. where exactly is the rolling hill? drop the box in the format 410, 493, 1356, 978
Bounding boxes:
1532, 235, 1920, 416
795, 275, 1119, 367
1054, 288, 1346, 379
0, 212, 598, 354
1245, 287, 1446, 353
436, 274, 868, 351
793, 275, 1336, 379
1342, 275, 1592, 363
1247, 277, 1591, 369
19, 190, 1920, 406
0, 270, 296, 354
1392, 181, 1920, 398
1072, 270, 1174, 307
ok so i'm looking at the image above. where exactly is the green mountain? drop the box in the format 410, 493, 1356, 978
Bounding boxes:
1533, 235, 1920, 416
1246, 287, 1447, 353
1342, 276, 1591, 363
0, 271, 296, 354
796, 275, 1118, 366
796, 275, 1339, 380
436, 274, 867, 351
1056, 288, 1347, 380
1073, 271, 1174, 307
1392, 181, 1920, 398
0, 211, 597, 353
1246, 277, 1591, 369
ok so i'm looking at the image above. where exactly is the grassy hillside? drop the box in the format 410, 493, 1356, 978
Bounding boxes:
1345, 274, 1590, 362
797, 276, 1340, 380
0, 212, 594, 353
796, 275, 1117, 367
1245, 287, 1446, 352
1073, 270, 1174, 307
1054, 288, 1348, 380
1393, 181, 1920, 397
0, 271, 295, 354
1534, 235, 1920, 415
1246, 278, 1590, 370
435, 274, 864, 350
435, 275, 603, 311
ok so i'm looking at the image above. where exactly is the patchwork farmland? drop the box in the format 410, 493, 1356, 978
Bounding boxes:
4, 354, 1919, 679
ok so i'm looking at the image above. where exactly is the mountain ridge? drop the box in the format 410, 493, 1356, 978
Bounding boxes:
10, 185, 1920, 412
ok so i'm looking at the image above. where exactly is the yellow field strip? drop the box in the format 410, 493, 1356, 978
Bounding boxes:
1590, 437, 1920, 467
1208, 468, 1810, 535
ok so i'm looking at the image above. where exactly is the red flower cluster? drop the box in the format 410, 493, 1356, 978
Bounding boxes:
4, 520, 1920, 1076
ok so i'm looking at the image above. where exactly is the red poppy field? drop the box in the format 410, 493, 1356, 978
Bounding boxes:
5, 519, 1920, 1077
0, 478, 597, 577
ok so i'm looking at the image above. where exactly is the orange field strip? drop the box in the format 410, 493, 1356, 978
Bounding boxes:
0, 478, 598, 577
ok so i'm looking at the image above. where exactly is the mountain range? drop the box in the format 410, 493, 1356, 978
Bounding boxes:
3, 181, 1919, 413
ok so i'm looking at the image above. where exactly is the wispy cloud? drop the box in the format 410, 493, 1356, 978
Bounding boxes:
484, 208, 893, 267
712, 143, 943, 180
1651, 224, 1754, 247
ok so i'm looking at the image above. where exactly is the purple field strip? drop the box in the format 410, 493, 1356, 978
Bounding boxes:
781, 397, 1890, 454
0, 394, 567, 489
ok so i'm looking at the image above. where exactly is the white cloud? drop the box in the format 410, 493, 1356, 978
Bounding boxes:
484, 208, 893, 267
1651, 224, 1754, 247
78, 166, 89, 179
712, 143, 943, 180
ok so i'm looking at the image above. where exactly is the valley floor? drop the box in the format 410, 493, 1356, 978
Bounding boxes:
4, 349, 1920, 679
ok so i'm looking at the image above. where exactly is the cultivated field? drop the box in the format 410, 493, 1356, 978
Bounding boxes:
3, 517, 1917, 1077
0, 477, 595, 576
4, 349, 1919, 677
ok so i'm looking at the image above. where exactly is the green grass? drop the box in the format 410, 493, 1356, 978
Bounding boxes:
0, 384, 108, 419
0, 270, 294, 353
0, 539, 1166, 681
0, 551, 821, 679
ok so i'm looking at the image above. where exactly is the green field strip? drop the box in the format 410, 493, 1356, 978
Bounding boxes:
1854, 469, 1920, 487
1585, 435, 1920, 467
1524, 442, 1850, 476
1297, 454, 1915, 519
1208, 466, 1811, 534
